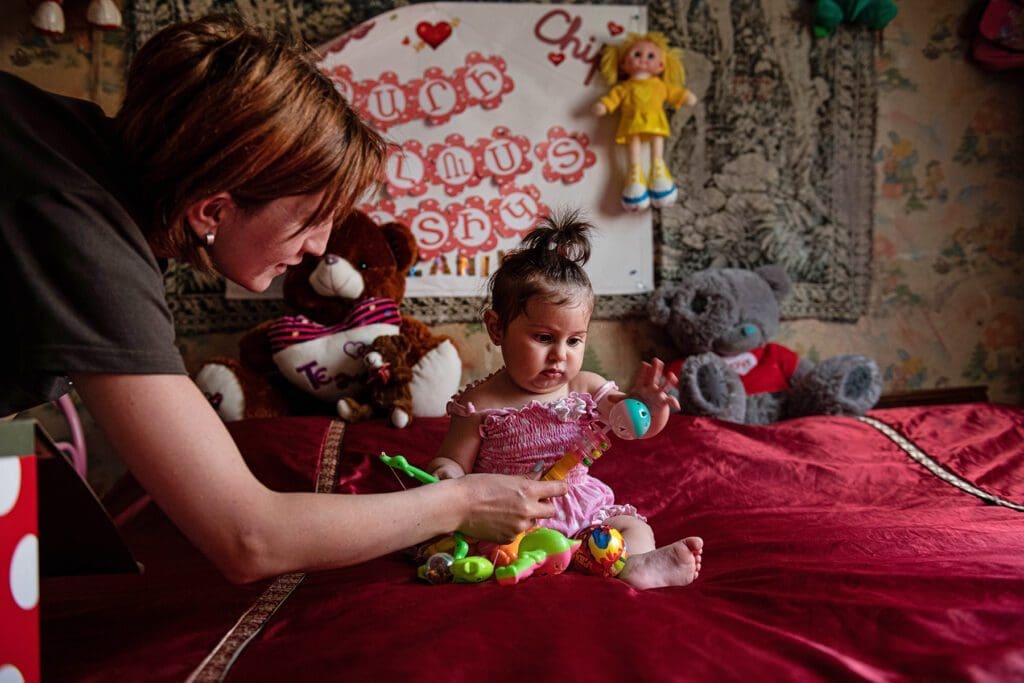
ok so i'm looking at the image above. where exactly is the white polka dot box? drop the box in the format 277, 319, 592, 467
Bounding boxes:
1, 420, 40, 683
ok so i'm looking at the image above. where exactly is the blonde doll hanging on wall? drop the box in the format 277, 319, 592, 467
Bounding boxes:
593, 31, 697, 212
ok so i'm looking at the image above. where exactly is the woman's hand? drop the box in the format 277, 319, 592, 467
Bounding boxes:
450, 473, 567, 543
626, 358, 680, 437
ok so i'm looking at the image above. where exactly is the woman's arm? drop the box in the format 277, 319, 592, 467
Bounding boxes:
72, 372, 566, 583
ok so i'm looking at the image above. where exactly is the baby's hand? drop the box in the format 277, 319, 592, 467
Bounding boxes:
427, 457, 466, 480
592, 101, 608, 116
627, 358, 680, 437
434, 463, 465, 480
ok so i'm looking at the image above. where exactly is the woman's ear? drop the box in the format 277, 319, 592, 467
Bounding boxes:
184, 192, 234, 242
483, 309, 503, 346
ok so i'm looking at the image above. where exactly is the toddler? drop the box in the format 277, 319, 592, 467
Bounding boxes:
427, 212, 703, 589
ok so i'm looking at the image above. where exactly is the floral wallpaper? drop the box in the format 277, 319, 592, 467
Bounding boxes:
2, 0, 1021, 492
863, 3, 1022, 402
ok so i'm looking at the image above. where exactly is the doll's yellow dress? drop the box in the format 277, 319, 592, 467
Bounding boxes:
599, 77, 691, 144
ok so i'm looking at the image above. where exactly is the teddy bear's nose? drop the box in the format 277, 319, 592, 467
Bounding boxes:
324, 254, 340, 265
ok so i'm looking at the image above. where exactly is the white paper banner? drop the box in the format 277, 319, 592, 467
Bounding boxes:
316, 2, 652, 299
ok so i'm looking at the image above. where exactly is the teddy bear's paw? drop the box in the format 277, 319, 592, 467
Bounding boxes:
791, 355, 882, 417
837, 356, 883, 413
680, 353, 747, 422
337, 398, 372, 422
390, 408, 411, 429
745, 393, 786, 425
194, 362, 246, 422
410, 340, 462, 417
364, 351, 384, 370
336, 398, 355, 421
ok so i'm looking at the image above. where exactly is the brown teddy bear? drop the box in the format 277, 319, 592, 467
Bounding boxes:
194, 211, 462, 426
339, 334, 415, 428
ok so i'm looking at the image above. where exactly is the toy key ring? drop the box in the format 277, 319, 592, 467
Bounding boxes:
379, 452, 439, 484
379, 452, 494, 583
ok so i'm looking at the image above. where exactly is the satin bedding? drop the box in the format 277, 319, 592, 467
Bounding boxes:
41, 405, 1024, 681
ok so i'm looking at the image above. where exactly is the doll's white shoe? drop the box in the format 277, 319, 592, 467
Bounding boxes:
648, 159, 678, 208
620, 163, 650, 211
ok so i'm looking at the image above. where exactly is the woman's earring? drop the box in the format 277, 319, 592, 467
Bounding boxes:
204, 232, 216, 246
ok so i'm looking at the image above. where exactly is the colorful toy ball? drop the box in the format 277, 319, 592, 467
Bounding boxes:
418, 552, 455, 584
607, 398, 651, 440
571, 524, 629, 577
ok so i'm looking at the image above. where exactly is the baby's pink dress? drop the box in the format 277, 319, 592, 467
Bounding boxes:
447, 378, 645, 537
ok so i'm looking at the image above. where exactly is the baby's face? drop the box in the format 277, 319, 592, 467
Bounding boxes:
496, 294, 592, 397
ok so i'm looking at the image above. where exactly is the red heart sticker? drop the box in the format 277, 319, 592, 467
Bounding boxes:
608, 21, 624, 35
416, 21, 452, 49
548, 52, 565, 66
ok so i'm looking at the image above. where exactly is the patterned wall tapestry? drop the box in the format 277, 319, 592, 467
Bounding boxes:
127, 0, 878, 332
647, 0, 876, 321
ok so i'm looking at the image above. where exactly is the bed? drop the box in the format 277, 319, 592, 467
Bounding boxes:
41, 402, 1024, 681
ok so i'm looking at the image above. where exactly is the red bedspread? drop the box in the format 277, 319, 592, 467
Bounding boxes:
41, 404, 1024, 681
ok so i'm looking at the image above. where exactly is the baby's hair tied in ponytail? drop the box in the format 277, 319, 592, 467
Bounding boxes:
519, 208, 593, 269
487, 208, 596, 331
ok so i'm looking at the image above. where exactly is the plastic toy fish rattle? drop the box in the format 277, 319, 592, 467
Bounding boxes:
541, 398, 651, 481
607, 397, 652, 440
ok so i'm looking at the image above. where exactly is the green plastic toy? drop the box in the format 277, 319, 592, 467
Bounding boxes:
382, 452, 496, 583
381, 452, 583, 586
494, 528, 581, 585
813, 0, 897, 38
451, 556, 496, 583
379, 452, 439, 484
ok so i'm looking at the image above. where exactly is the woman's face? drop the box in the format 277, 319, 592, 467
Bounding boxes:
620, 40, 664, 78
209, 192, 333, 292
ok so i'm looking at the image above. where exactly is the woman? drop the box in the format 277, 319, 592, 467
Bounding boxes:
0, 15, 565, 584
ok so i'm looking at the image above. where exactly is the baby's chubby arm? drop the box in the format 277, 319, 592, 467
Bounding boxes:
426, 413, 482, 479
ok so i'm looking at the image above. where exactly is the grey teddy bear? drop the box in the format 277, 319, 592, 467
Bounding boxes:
648, 265, 882, 424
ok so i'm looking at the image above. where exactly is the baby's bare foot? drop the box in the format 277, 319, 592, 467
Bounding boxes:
619, 537, 703, 590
